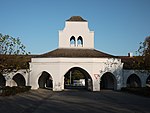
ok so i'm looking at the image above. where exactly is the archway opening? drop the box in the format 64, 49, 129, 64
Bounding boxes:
13, 73, 26, 86
77, 36, 83, 47
127, 74, 141, 88
146, 75, 150, 85
100, 72, 117, 90
70, 36, 76, 47
38, 71, 53, 89
0, 73, 6, 86
64, 67, 93, 91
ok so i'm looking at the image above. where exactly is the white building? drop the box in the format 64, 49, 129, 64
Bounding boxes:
1, 16, 150, 91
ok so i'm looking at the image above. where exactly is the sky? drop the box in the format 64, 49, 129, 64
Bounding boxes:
0, 0, 150, 56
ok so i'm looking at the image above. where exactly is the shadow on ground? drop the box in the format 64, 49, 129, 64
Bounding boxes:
0, 89, 150, 113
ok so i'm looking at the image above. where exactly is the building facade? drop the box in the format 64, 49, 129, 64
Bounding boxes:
1, 16, 150, 91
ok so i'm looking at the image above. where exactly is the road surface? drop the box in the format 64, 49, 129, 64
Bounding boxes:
0, 89, 149, 113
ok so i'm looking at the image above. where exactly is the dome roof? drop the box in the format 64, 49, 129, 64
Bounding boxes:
66, 16, 87, 22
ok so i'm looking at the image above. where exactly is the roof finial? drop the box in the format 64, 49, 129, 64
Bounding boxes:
66, 16, 87, 22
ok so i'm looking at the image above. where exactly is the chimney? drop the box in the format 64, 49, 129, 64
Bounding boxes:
128, 52, 133, 57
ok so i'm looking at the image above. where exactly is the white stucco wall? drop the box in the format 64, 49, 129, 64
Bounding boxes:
59, 21, 94, 49
3, 69, 29, 87
30, 57, 123, 91
99, 58, 123, 90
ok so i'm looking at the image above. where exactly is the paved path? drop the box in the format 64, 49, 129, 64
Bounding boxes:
0, 89, 150, 113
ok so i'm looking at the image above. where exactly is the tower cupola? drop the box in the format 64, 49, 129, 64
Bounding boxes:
59, 16, 94, 49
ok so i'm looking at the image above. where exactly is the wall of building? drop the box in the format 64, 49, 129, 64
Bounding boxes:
29, 57, 123, 91
122, 69, 149, 87
3, 69, 29, 87
1, 60, 150, 91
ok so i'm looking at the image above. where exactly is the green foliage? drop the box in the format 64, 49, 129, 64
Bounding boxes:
137, 36, 150, 56
0, 33, 30, 73
65, 70, 85, 80
71, 70, 85, 80
0, 33, 29, 55
135, 36, 150, 70
64, 70, 85, 85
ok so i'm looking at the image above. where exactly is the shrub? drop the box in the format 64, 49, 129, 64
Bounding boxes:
0, 86, 31, 96
121, 87, 150, 97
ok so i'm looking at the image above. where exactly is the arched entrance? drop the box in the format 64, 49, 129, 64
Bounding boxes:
13, 73, 26, 86
64, 67, 93, 91
38, 71, 53, 89
0, 73, 6, 86
146, 75, 150, 85
100, 72, 117, 90
127, 74, 141, 88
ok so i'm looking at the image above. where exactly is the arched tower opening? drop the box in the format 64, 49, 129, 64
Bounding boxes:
38, 71, 53, 89
70, 36, 76, 47
64, 67, 93, 91
77, 36, 83, 47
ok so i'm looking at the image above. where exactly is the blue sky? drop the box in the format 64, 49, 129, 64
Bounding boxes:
0, 0, 150, 56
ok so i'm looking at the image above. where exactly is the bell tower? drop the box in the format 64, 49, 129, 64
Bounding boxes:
59, 16, 94, 49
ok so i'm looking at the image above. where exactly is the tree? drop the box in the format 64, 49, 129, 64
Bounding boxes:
64, 69, 85, 85
136, 36, 150, 70
71, 70, 85, 80
0, 33, 30, 73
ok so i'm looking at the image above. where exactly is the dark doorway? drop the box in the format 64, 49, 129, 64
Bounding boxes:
13, 73, 26, 86
38, 71, 53, 89
0, 73, 6, 86
127, 74, 141, 88
100, 72, 117, 90
146, 75, 150, 85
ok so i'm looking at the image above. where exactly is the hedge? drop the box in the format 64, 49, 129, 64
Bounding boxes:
0, 86, 31, 96
121, 87, 150, 97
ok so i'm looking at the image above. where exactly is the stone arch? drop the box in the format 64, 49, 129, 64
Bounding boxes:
13, 73, 26, 86
70, 36, 76, 47
146, 75, 150, 85
64, 67, 93, 91
38, 71, 53, 89
100, 72, 117, 90
77, 36, 83, 47
0, 73, 6, 86
126, 74, 141, 88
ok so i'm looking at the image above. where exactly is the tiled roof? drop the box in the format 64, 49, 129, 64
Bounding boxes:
119, 56, 146, 70
37, 48, 116, 58
1, 50, 146, 70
